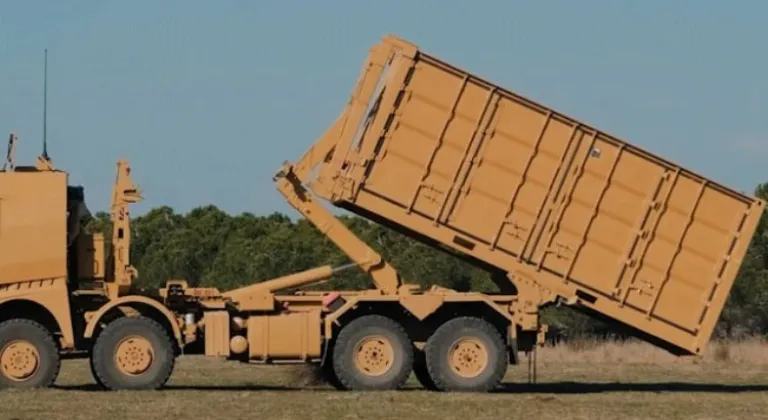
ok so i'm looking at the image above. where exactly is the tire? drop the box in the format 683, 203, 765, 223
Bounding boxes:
0, 319, 61, 389
319, 343, 345, 390
89, 352, 106, 389
331, 315, 413, 390
320, 359, 345, 390
424, 317, 507, 392
413, 349, 438, 390
90, 316, 175, 390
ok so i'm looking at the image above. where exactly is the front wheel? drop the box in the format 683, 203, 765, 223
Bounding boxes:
0, 319, 60, 389
90, 316, 175, 390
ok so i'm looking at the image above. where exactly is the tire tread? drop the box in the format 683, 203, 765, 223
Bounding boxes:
0, 319, 61, 389
91, 316, 175, 391
424, 316, 506, 392
332, 314, 413, 391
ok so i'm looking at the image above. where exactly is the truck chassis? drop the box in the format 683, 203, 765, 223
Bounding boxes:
0, 138, 542, 392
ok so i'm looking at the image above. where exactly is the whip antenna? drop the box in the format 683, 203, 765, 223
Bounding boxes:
42, 48, 49, 160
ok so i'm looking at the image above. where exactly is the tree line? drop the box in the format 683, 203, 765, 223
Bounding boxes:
85, 182, 768, 341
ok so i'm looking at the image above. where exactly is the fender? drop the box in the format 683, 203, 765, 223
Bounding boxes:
321, 293, 516, 339
83, 296, 183, 347
0, 278, 77, 349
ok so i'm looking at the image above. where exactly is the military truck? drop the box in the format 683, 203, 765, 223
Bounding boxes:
0, 35, 764, 392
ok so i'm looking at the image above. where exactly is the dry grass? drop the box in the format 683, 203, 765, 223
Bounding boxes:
541, 336, 768, 365
2, 340, 768, 420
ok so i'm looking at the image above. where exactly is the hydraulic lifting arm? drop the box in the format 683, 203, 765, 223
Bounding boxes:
273, 36, 419, 295
274, 166, 404, 295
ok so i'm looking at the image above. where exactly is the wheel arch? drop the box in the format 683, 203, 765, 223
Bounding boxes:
0, 299, 65, 349
84, 296, 183, 351
322, 296, 517, 364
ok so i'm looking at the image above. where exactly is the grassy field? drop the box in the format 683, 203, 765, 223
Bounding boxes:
2, 339, 768, 420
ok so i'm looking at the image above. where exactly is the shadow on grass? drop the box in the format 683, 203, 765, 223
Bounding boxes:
495, 382, 768, 394
55, 381, 768, 393
53, 384, 306, 392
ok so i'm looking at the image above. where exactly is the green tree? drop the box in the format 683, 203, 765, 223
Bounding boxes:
715, 183, 768, 338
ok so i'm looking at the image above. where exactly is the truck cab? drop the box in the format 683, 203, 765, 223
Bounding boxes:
0, 133, 144, 388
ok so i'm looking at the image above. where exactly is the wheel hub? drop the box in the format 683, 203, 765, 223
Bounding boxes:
353, 335, 394, 376
0, 340, 40, 381
448, 337, 488, 378
115, 336, 154, 376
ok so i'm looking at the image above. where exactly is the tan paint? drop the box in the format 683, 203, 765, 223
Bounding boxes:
223, 265, 334, 308
83, 295, 183, 347
277, 34, 766, 356
399, 294, 444, 320
0, 155, 74, 348
449, 337, 488, 378
319, 293, 517, 341
246, 312, 322, 362
274, 172, 404, 294
114, 335, 153, 376
105, 160, 142, 300
76, 233, 105, 279
1, 35, 765, 391
0, 278, 76, 348
0, 148, 145, 357
0, 339, 40, 381
353, 335, 394, 376
203, 311, 230, 357
0, 169, 67, 286
229, 335, 248, 354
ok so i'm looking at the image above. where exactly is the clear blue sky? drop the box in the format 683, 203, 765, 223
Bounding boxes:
2, 1, 766, 217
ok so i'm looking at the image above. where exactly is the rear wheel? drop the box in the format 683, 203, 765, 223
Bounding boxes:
0, 319, 60, 389
90, 316, 175, 390
331, 315, 413, 390
424, 317, 507, 392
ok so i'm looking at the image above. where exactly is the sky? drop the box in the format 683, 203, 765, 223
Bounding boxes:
1, 1, 766, 217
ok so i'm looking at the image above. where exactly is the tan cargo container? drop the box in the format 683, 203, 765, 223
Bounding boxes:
298, 35, 765, 356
